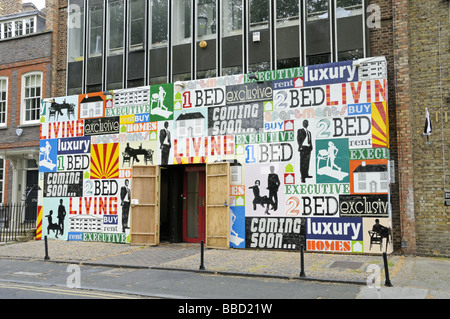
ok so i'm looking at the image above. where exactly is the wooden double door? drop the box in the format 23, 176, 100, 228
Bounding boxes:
130, 163, 230, 248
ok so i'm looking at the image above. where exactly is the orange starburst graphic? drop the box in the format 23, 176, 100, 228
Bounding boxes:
372, 102, 389, 148
36, 206, 43, 240
90, 143, 119, 179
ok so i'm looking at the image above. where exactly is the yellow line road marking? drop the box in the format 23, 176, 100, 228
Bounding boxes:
0, 282, 139, 299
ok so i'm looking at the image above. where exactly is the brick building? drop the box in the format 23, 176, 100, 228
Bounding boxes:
0, 0, 57, 206
7, 0, 449, 256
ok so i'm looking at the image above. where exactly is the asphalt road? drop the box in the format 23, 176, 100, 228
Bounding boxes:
0, 259, 361, 301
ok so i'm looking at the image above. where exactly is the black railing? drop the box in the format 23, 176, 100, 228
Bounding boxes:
0, 203, 38, 243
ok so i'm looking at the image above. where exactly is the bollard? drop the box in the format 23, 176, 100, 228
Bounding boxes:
383, 252, 393, 287
299, 245, 306, 277
44, 236, 50, 260
199, 240, 205, 270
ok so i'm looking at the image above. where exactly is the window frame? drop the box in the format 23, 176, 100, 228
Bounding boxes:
0, 17, 36, 40
21, 71, 43, 126
333, 0, 366, 62
0, 77, 8, 127
25, 17, 36, 35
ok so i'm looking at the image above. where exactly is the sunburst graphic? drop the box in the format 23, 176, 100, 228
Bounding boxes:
36, 206, 43, 240
90, 143, 119, 179
371, 102, 389, 148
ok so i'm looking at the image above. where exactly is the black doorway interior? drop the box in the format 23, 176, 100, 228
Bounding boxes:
159, 165, 184, 243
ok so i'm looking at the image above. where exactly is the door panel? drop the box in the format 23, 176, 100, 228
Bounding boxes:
205, 163, 230, 249
183, 166, 206, 243
130, 165, 160, 245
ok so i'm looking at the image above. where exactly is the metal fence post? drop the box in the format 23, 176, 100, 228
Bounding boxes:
199, 240, 205, 270
383, 252, 392, 287
299, 245, 306, 277
44, 236, 50, 260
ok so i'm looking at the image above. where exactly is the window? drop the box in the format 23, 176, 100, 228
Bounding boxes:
129, 0, 145, 51
3, 22, 12, 39
173, 0, 192, 45
196, 0, 217, 79
0, 78, 7, 126
88, 0, 104, 57
149, 0, 169, 85
222, 0, 242, 35
151, 0, 169, 46
305, 0, 332, 65
335, 0, 365, 61
67, 0, 85, 95
67, 0, 85, 63
22, 72, 42, 124
197, 0, 216, 38
15, 20, 23, 37
172, 0, 192, 81
275, 0, 300, 69
86, 0, 104, 93
248, 0, 271, 73
25, 18, 35, 34
221, 0, 243, 75
106, 0, 125, 90
107, 0, 124, 54
0, 18, 36, 40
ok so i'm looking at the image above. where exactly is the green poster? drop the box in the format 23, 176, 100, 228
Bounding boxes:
149, 83, 174, 121
316, 138, 350, 184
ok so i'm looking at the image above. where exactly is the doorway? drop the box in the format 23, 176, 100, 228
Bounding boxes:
158, 164, 205, 244
182, 165, 206, 243
131, 163, 229, 247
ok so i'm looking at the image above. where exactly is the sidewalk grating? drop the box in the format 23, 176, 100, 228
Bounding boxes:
329, 261, 364, 270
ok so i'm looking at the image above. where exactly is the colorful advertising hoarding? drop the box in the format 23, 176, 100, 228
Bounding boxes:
38, 57, 392, 253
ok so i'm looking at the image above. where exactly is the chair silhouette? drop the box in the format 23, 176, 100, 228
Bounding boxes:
369, 227, 391, 252
49, 107, 56, 120
67, 104, 75, 119
144, 149, 154, 165
122, 151, 131, 167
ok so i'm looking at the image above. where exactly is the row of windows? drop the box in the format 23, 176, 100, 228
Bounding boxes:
0, 73, 43, 126
67, 0, 368, 95
0, 17, 36, 40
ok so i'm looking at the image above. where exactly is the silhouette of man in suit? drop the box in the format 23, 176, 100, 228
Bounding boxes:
267, 165, 280, 211
121, 179, 131, 233
297, 119, 313, 183
159, 121, 171, 165
57, 199, 66, 235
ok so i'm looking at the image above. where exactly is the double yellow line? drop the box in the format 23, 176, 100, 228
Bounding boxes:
0, 282, 141, 299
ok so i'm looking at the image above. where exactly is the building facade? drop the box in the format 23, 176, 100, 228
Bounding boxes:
32, 0, 450, 256
0, 1, 58, 209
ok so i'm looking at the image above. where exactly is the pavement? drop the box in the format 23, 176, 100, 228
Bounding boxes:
0, 239, 448, 299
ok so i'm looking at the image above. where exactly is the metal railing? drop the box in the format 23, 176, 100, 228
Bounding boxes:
0, 203, 38, 243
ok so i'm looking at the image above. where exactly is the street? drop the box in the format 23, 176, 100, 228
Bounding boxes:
0, 259, 361, 301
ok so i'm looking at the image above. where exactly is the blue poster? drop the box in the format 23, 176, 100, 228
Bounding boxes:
39, 139, 58, 172
230, 206, 245, 248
